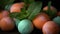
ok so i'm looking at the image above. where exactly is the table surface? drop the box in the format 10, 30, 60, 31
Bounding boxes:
0, 27, 43, 34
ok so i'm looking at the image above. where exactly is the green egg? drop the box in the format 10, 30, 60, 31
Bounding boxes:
18, 19, 34, 34
14, 18, 20, 27
53, 16, 60, 26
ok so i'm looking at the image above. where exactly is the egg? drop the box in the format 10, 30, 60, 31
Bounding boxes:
33, 13, 50, 29
53, 16, 60, 26
10, 2, 25, 13
13, 18, 20, 27
18, 19, 34, 34
0, 10, 9, 20
42, 21, 59, 34
0, 17, 15, 31
2, 10, 9, 17
43, 6, 56, 11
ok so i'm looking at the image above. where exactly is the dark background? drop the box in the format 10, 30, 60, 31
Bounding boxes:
0, 0, 60, 34
14, 0, 60, 11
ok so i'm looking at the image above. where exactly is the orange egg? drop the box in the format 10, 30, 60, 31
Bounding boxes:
43, 6, 56, 11
33, 13, 50, 29
42, 21, 59, 34
10, 2, 25, 13
57, 11, 60, 16
0, 17, 15, 31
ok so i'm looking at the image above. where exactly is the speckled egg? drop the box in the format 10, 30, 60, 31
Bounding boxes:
18, 19, 34, 34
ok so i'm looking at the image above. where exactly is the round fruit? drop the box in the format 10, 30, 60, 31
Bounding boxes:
42, 21, 59, 34
53, 16, 60, 26
10, 2, 25, 13
33, 13, 50, 29
18, 19, 34, 34
43, 6, 57, 19
0, 17, 15, 31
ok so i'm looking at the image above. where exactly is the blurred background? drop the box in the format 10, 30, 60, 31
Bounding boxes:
0, 0, 60, 34
14, 0, 60, 11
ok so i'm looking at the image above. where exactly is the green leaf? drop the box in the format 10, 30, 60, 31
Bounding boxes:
9, 2, 40, 20
47, 1, 57, 19
26, 2, 40, 17
0, 0, 15, 9
28, 2, 42, 20
47, 1, 51, 13
5, 4, 12, 11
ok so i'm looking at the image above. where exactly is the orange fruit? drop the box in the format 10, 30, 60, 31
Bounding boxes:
0, 17, 15, 31
33, 13, 50, 29
10, 2, 25, 13
42, 21, 59, 34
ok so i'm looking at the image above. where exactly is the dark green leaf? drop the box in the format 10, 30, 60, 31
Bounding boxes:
21, 0, 35, 4
26, 2, 40, 17
46, 1, 57, 19
5, 4, 12, 11
0, 0, 15, 9
28, 2, 42, 20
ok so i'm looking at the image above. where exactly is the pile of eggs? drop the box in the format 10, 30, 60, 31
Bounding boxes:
0, 2, 60, 34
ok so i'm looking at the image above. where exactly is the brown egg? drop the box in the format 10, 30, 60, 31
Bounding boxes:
2, 10, 9, 17
10, 2, 25, 13
0, 17, 15, 31
33, 13, 50, 29
42, 21, 59, 34
0, 10, 9, 20
43, 6, 56, 11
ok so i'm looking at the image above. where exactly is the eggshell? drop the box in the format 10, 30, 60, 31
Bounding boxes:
42, 21, 59, 34
33, 13, 50, 29
10, 2, 25, 13
53, 16, 60, 26
18, 19, 34, 34
0, 17, 15, 31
